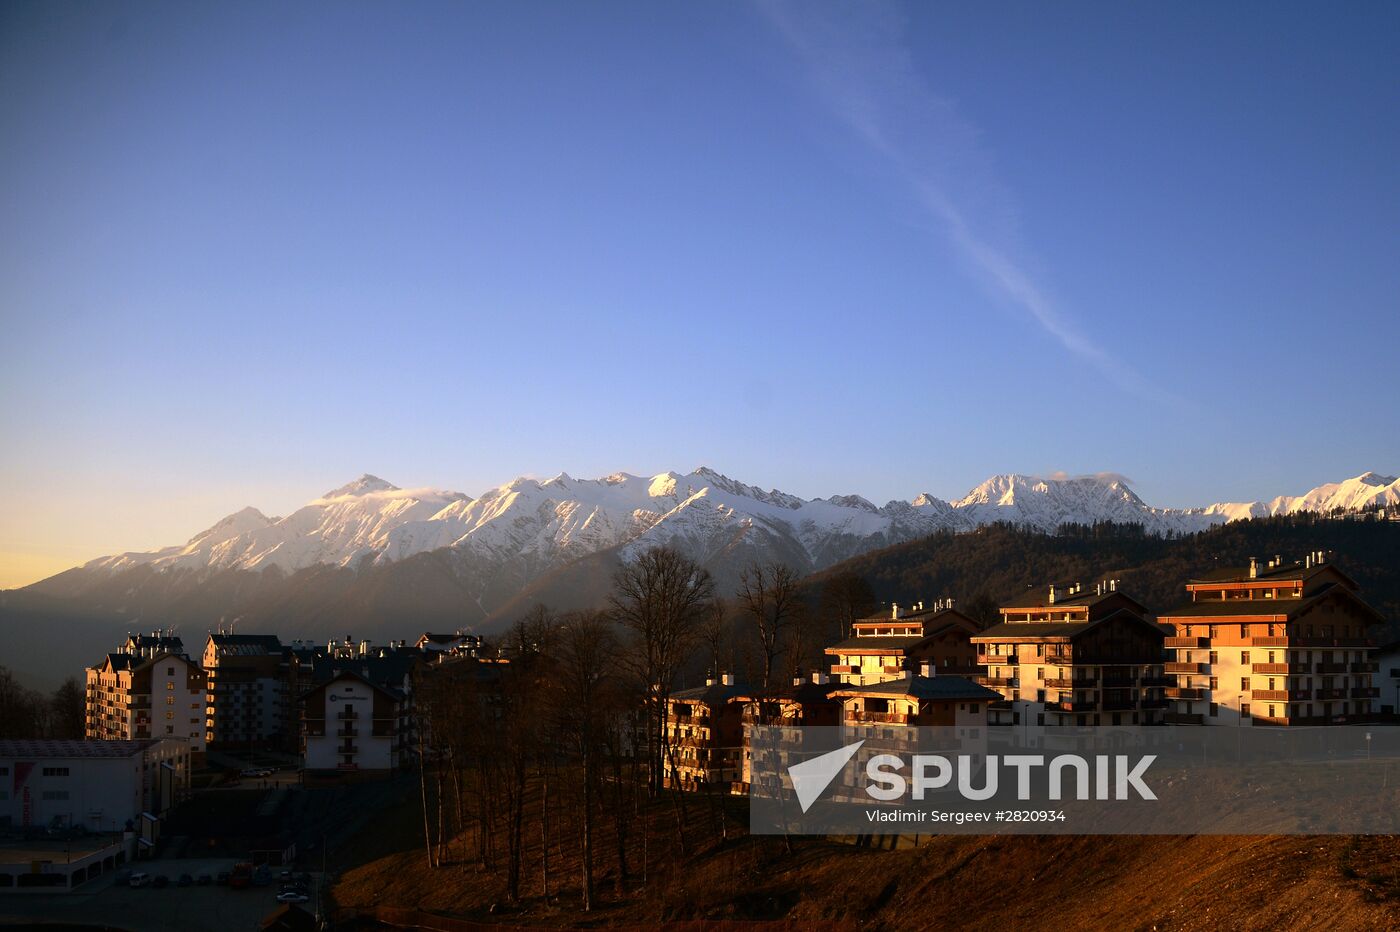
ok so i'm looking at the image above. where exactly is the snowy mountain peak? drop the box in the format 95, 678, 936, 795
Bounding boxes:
322, 474, 399, 498
60, 466, 1397, 607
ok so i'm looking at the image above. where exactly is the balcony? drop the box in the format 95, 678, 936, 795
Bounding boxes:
829, 665, 858, 675
1101, 677, 1139, 689
1165, 636, 1208, 649
1351, 661, 1379, 673
1165, 662, 1207, 674
338, 742, 358, 754
979, 653, 1018, 666
1314, 662, 1348, 675
1252, 663, 1307, 675
671, 714, 710, 726
1251, 689, 1309, 702
1046, 677, 1097, 689
1351, 687, 1380, 699
1045, 653, 1073, 665
1249, 637, 1291, 648
1167, 687, 1206, 700
847, 711, 908, 725
976, 676, 1018, 687
1102, 698, 1137, 711
1314, 688, 1347, 700
337, 709, 359, 720
1054, 700, 1094, 713
1164, 712, 1205, 725
882, 665, 904, 675
337, 727, 358, 737
1140, 676, 1175, 687
1141, 698, 1170, 710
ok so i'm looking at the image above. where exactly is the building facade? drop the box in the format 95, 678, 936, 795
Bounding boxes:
301, 671, 404, 778
85, 642, 206, 756
970, 582, 1170, 727
202, 634, 292, 751
664, 675, 746, 791
1159, 553, 1384, 726
827, 601, 983, 687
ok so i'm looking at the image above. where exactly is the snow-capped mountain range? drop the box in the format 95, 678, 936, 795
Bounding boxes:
74, 466, 1400, 582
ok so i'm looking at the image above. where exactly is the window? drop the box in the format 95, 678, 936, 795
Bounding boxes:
1209, 702, 1219, 717
1241, 651, 1250, 664
166, 696, 174, 705
1241, 703, 1251, 719
167, 667, 175, 675
1209, 651, 1218, 664
165, 711, 174, 720
166, 682, 174, 691
1241, 678, 1250, 691
41, 767, 69, 777
1209, 676, 1219, 690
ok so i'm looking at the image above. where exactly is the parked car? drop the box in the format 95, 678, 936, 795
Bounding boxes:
128, 872, 150, 888
151, 874, 169, 888
276, 890, 310, 903
177, 873, 193, 887
197, 873, 213, 886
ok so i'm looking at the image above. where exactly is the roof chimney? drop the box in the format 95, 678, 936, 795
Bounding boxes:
1317, 550, 1325, 564
1048, 585, 1057, 604
811, 671, 828, 685
1249, 557, 1258, 578
891, 603, 900, 620
721, 672, 734, 686
1110, 579, 1118, 592
946, 597, 954, 609
919, 661, 933, 678
705, 674, 715, 686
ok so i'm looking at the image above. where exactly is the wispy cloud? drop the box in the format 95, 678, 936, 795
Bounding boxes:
759, 1, 1158, 397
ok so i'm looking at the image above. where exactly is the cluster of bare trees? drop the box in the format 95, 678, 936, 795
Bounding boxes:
0, 666, 84, 739
406, 547, 882, 910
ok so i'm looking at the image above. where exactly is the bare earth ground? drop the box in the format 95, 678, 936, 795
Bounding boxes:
328, 785, 1400, 930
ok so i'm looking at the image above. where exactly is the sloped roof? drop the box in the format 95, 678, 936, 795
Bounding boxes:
0, 739, 158, 759
972, 608, 1170, 642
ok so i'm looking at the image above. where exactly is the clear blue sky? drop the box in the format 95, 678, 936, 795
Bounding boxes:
2, 1, 1398, 586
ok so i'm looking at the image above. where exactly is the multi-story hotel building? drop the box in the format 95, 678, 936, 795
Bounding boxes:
734, 674, 840, 792
663, 674, 747, 790
826, 600, 982, 687
829, 664, 1001, 730
202, 634, 292, 751
970, 582, 1170, 727
85, 634, 206, 756
1159, 552, 1385, 726
301, 670, 406, 779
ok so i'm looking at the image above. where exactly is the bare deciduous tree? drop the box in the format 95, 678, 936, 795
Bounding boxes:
737, 562, 801, 690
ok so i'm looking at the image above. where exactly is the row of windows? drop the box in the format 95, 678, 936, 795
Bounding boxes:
41, 767, 69, 777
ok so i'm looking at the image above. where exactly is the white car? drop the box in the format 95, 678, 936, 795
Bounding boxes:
276, 890, 309, 903
128, 872, 151, 888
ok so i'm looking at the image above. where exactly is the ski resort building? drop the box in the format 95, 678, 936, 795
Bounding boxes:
970, 582, 1171, 727
202, 634, 294, 752
85, 636, 206, 756
663, 675, 747, 791
826, 601, 983, 687
1159, 553, 1384, 725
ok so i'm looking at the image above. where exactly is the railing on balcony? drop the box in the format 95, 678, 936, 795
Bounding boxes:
1249, 637, 1291, 647
337, 709, 359, 720
338, 742, 357, 754
1252, 663, 1307, 675
1164, 712, 1205, 725
1141, 698, 1170, 710
1053, 700, 1094, 713
337, 727, 358, 737
882, 665, 904, 675
1351, 661, 1379, 673
976, 676, 1018, 687
1102, 698, 1137, 711
829, 665, 858, 675
671, 714, 710, 726
1165, 662, 1206, 674
1140, 676, 1175, 687
1164, 636, 1208, 649
1166, 687, 1206, 700
1314, 662, 1348, 674
1251, 689, 1309, 702
979, 653, 1018, 665
847, 711, 908, 724
1045, 653, 1073, 665
1315, 688, 1347, 700
1045, 677, 1098, 689
1351, 687, 1380, 699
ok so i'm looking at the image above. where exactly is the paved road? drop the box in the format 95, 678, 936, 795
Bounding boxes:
0, 858, 321, 932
